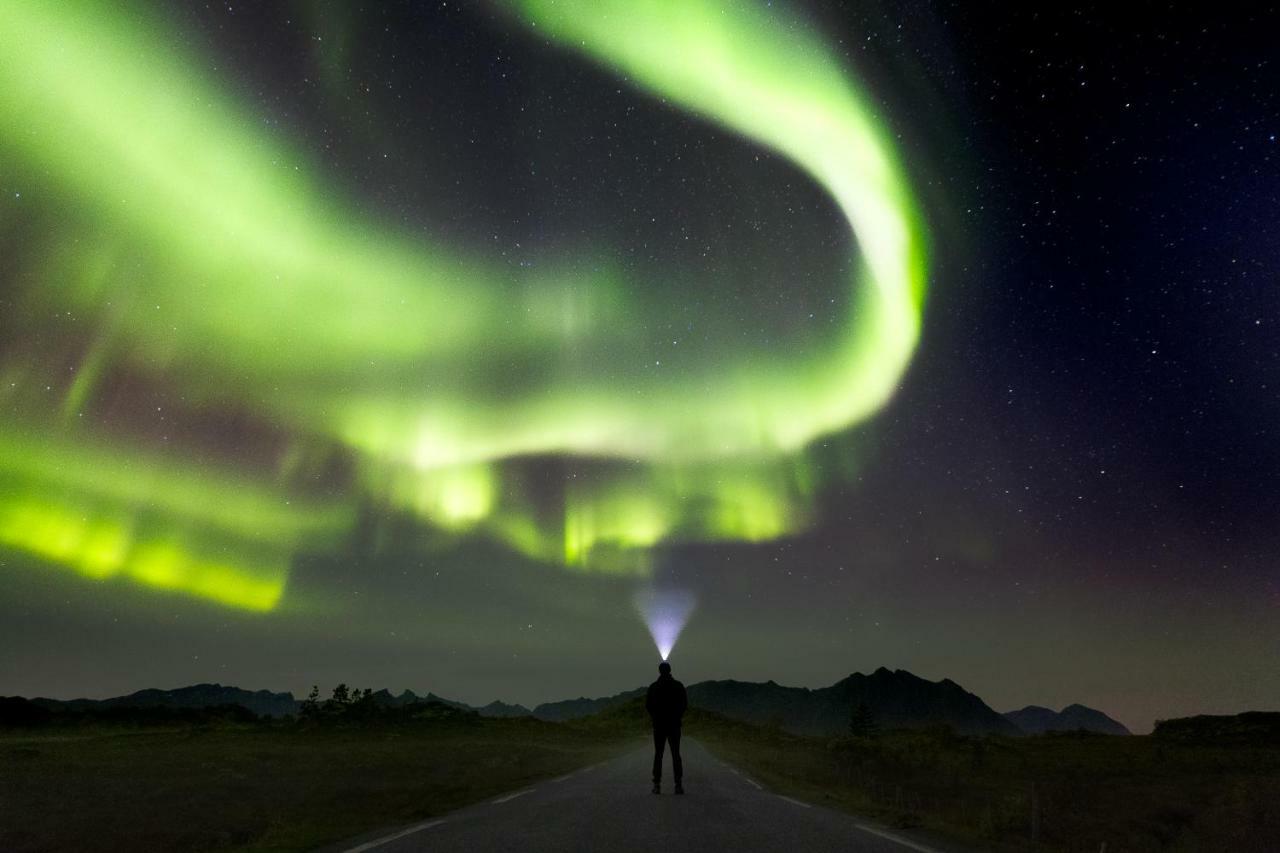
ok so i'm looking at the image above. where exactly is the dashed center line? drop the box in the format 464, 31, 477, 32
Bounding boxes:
777, 795, 811, 809
339, 818, 448, 853
491, 788, 536, 804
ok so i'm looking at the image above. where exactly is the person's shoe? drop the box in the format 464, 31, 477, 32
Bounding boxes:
674, 783, 685, 795
652, 782, 661, 794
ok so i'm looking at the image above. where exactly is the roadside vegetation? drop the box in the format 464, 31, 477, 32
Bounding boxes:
0, 690, 641, 853
682, 702, 1280, 852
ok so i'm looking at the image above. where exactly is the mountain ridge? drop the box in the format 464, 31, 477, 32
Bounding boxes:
17, 672, 1130, 735
30, 683, 299, 719
1003, 703, 1131, 735
550, 667, 1021, 736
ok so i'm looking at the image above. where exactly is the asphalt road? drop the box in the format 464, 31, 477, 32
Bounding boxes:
324, 739, 955, 853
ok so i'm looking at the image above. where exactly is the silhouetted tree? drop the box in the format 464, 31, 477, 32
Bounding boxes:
849, 702, 879, 738
331, 683, 351, 705
348, 688, 379, 722
300, 685, 321, 720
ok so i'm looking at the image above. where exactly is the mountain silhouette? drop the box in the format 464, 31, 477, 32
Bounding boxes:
31, 683, 298, 718
27, 684, 481, 719
477, 700, 533, 717
1153, 711, 1280, 743
367, 689, 476, 710
688, 668, 1019, 736
533, 688, 647, 721
1004, 703, 1131, 735
18, 671, 1132, 737
532, 668, 1017, 736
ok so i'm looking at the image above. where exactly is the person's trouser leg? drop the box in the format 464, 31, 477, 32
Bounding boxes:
669, 726, 683, 784
652, 728, 666, 784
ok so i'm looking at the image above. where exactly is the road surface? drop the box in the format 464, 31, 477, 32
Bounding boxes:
323, 739, 956, 853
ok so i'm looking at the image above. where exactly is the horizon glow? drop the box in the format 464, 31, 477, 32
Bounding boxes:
0, 0, 927, 606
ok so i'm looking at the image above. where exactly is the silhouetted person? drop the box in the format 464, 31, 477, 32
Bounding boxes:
646, 660, 687, 794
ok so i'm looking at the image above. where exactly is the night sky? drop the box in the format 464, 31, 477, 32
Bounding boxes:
1, 1, 1276, 733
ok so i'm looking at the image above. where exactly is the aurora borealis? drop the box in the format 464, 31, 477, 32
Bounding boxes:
2, 1, 1278, 732
0, 0, 923, 596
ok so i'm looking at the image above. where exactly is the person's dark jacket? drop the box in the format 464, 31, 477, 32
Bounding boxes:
646, 673, 687, 729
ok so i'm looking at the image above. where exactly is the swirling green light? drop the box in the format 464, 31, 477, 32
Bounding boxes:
0, 424, 350, 611
0, 0, 926, 603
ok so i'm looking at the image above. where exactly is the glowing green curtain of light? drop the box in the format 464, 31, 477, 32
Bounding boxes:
0, 0, 927, 601
0, 425, 351, 611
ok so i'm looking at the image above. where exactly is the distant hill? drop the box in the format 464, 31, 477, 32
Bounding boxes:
31, 683, 299, 718
688, 668, 1019, 736
366, 691, 519, 716
533, 687, 647, 721
1004, 704, 1130, 735
12, 671, 1134, 738
478, 700, 533, 718
1154, 712, 1280, 744
0, 696, 54, 726
26, 684, 480, 720
532, 668, 1016, 736
368, 689, 473, 710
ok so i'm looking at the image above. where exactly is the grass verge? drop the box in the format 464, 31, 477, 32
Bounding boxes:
686, 709, 1280, 852
0, 716, 639, 852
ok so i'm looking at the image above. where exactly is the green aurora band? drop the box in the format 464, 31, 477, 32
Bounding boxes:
0, 0, 927, 608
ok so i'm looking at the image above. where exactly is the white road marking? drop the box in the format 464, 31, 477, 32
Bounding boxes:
338, 819, 448, 852
743, 777, 763, 790
549, 772, 575, 783
854, 823, 946, 853
491, 788, 536, 804
777, 795, 811, 809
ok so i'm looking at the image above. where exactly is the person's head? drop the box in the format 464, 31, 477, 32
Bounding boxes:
658, 661, 671, 675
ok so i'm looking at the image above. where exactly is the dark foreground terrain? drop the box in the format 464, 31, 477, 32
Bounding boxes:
2, 698, 1278, 852
318, 738, 954, 853
688, 705, 1280, 852
0, 704, 638, 852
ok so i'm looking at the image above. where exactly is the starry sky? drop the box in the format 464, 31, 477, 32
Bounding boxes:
1, 1, 1276, 733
